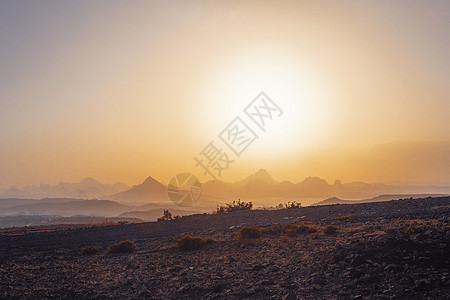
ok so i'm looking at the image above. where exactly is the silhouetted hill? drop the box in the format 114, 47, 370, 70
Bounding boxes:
0, 178, 129, 199
204, 170, 450, 201
313, 194, 449, 206
239, 169, 277, 185
106, 176, 169, 203
119, 208, 199, 221
0, 215, 143, 228
1, 199, 134, 217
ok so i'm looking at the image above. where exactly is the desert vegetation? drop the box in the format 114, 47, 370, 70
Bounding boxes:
81, 245, 99, 255
157, 209, 173, 221
1, 197, 449, 299
215, 199, 253, 214
296, 223, 318, 233
323, 225, 339, 235
236, 226, 262, 242
176, 234, 214, 251
337, 214, 354, 222
107, 240, 137, 254
404, 223, 435, 235
283, 201, 302, 209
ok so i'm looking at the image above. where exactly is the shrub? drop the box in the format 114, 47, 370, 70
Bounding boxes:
259, 227, 269, 235
323, 225, 339, 235
216, 199, 253, 214
236, 226, 262, 241
176, 234, 213, 251
282, 223, 298, 231
157, 209, 173, 221
108, 240, 137, 254
337, 215, 353, 222
81, 245, 99, 255
297, 223, 317, 234
270, 225, 281, 234
280, 235, 290, 243
283, 201, 302, 209
285, 229, 297, 236
404, 223, 435, 235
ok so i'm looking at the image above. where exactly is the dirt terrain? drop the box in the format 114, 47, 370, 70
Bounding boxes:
0, 196, 449, 299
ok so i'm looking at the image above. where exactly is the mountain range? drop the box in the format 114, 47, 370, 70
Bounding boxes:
2, 170, 450, 206
201, 169, 450, 203
0, 178, 129, 200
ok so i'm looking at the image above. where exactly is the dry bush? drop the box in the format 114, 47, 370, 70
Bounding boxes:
282, 223, 298, 231
323, 225, 339, 235
259, 227, 269, 235
176, 234, 213, 251
108, 240, 137, 254
283, 201, 302, 209
280, 235, 290, 243
285, 229, 297, 236
404, 223, 435, 235
157, 209, 172, 221
270, 225, 281, 234
81, 245, 99, 255
337, 215, 353, 222
311, 232, 320, 239
236, 226, 262, 241
297, 223, 317, 234
216, 199, 253, 214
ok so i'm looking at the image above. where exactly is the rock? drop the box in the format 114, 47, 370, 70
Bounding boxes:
260, 280, 272, 286
385, 264, 396, 271
251, 264, 264, 272
282, 293, 297, 300
386, 228, 404, 239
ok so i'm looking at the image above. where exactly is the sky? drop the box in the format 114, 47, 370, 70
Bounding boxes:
0, 0, 449, 188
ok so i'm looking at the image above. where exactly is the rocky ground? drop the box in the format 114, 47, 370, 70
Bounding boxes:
0, 196, 449, 299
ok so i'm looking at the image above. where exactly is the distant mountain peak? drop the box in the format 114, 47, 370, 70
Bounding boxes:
142, 176, 162, 185
106, 175, 168, 203
250, 169, 276, 182
79, 177, 101, 185
301, 176, 328, 185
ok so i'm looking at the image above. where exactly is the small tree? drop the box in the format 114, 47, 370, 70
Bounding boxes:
283, 201, 301, 209
215, 199, 253, 214
157, 209, 173, 221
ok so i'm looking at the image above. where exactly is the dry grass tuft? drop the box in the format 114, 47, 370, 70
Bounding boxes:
297, 223, 318, 234
108, 240, 137, 254
280, 235, 290, 243
270, 225, 281, 234
285, 229, 297, 236
236, 226, 262, 241
176, 234, 214, 251
337, 215, 354, 222
216, 199, 253, 214
323, 225, 339, 235
282, 223, 298, 231
404, 223, 435, 235
81, 245, 99, 255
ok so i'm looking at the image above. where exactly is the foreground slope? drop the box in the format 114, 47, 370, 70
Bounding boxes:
0, 197, 449, 299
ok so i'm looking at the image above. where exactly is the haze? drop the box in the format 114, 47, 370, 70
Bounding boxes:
1, 1, 449, 189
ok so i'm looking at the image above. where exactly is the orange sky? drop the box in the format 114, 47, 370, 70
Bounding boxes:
1, 1, 449, 188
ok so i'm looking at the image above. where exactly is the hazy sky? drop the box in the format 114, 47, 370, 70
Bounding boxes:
1, 1, 449, 188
